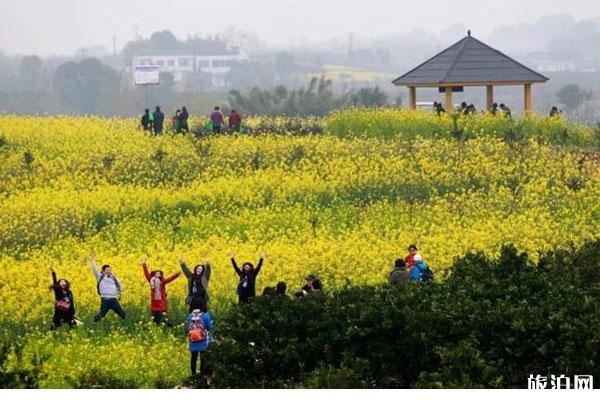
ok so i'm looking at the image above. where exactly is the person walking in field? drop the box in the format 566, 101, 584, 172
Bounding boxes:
90, 252, 126, 323
153, 106, 165, 135
210, 106, 224, 134
180, 256, 211, 312
141, 108, 152, 131
179, 106, 190, 133
172, 109, 181, 133
491, 103, 499, 116
186, 300, 213, 377
434, 102, 445, 117
499, 103, 512, 119
229, 109, 242, 132
49, 265, 77, 330
148, 110, 155, 133
142, 258, 181, 325
230, 252, 266, 304
388, 259, 409, 285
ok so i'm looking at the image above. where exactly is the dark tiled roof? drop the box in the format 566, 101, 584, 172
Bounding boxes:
392, 34, 549, 86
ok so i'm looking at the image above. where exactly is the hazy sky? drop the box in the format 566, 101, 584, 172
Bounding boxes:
0, 0, 598, 55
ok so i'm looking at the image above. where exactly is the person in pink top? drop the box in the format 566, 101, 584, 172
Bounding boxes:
210, 106, 224, 134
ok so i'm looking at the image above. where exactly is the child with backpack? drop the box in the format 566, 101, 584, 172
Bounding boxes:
408, 255, 435, 282
49, 265, 76, 330
186, 300, 213, 377
230, 252, 266, 304
180, 256, 211, 312
90, 252, 126, 323
142, 258, 181, 325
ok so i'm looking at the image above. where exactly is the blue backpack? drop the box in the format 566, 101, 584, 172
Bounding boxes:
411, 261, 434, 282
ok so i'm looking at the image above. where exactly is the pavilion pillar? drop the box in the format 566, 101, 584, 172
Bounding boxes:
486, 85, 494, 111
408, 86, 417, 110
444, 87, 453, 112
524, 83, 532, 114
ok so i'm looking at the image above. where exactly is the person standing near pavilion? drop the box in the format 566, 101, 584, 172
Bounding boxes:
499, 103, 512, 119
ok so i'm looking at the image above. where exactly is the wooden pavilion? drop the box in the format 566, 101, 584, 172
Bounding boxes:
392, 31, 549, 113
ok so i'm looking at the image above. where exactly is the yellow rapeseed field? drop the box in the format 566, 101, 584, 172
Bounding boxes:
0, 112, 598, 387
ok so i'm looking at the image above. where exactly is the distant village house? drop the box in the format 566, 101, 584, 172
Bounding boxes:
131, 48, 248, 87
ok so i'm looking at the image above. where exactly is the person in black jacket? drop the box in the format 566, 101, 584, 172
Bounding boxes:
230, 252, 265, 304
49, 265, 76, 330
141, 109, 151, 131
179, 106, 190, 133
180, 256, 211, 312
153, 106, 164, 135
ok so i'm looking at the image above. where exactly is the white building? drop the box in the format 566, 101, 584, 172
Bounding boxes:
132, 49, 248, 87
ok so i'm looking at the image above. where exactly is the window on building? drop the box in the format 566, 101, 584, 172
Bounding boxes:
156, 60, 164, 67
212, 60, 229, 68
199, 60, 210, 69
178, 58, 190, 67
167, 60, 175, 67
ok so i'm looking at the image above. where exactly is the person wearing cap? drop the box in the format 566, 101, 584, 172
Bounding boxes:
295, 274, 322, 297
388, 259, 409, 285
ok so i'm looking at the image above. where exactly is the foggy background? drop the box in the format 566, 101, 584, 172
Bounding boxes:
1, 0, 599, 120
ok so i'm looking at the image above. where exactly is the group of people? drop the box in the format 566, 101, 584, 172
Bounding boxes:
48, 251, 327, 377
140, 105, 243, 135
49, 246, 431, 376
208, 106, 242, 134
433, 101, 562, 119
387, 245, 434, 285
141, 106, 190, 135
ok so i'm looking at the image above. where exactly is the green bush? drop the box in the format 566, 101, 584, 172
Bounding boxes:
207, 240, 600, 388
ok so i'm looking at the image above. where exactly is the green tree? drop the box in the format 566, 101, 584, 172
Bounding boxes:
556, 83, 591, 111
349, 86, 389, 107
52, 58, 121, 114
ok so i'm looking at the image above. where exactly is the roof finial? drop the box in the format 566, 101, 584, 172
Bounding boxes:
467, 29, 471, 37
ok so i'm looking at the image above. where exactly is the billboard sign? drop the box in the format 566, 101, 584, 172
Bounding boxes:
133, 65, 160, 85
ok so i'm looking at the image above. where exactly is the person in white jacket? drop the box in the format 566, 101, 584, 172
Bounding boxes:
90, 252, 126, 323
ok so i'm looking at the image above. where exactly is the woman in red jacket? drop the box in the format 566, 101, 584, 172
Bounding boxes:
142, 258, 181, 325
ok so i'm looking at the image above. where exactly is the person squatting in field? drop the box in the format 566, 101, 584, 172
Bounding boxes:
295, 274, 322, 297
180, 255, 211, 312
142, 258, 181, 325
187, 299, 213, 377
90, 252, 126, 323
49, 265, 76, 330
230, 252, 266, 304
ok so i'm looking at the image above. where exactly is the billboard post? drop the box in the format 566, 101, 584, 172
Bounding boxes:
133, 65, 160, 109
